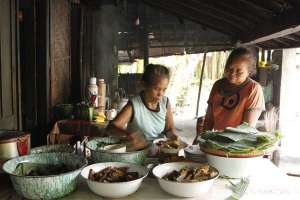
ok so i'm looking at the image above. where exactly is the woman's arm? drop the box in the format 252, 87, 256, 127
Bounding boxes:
243, 109, 262, 127
243, 83, 265, 127
164, 100, 177, 139
105, 102, 133, 137
192, 105, 214, 145
203, 104, 214, 131
105, 102, 147, 150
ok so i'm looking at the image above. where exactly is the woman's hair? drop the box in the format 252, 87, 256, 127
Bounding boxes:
225, 47, 257, 76
142, 64, 170, 85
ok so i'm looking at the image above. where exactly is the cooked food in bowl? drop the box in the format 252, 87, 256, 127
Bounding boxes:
2, 153, 87, 200
14, 162, 76, 176
152, 162, 219, 197
87, 137, 148, 164
156, 138, 181, 149
81, 162, 148, 198
163, 164, 218, 182
154, 138, 187, 154
88, 166, 140, 183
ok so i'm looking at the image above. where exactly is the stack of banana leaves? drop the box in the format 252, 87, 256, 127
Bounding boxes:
198, 123, 281, 155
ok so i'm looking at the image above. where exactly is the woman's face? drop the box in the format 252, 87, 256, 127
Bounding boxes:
145, 77, 169, 102
224, 57, 250, 85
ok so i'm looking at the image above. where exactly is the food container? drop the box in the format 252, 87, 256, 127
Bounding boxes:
184, 145, 207, 163
152, 162, 219, 197
0, 130, 30, 163
153, 138, 187, 154
30, 144, 74, 154
81, 162, 148, 198
206, 153, 262, 178
2, 152, 87, 199
86, 137, 148, 165
101, 144, 126, 153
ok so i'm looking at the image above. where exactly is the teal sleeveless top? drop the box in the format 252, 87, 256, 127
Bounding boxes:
127, 93, 168, 140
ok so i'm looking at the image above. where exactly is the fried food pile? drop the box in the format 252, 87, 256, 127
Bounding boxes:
163, 164, 218, 182
88, 167, 140, 183
156, 138, 181, 149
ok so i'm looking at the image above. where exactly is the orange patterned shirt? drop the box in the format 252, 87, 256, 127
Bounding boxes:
208, 78, 265, 130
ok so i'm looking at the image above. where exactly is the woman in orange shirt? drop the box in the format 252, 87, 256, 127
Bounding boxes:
194, 47, 265, 143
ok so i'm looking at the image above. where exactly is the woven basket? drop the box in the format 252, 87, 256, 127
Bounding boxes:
200, 146, 265, 158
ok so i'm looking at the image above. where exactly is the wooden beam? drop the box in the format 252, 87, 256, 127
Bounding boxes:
273, 38, 291, 46
238, 0, 276, 14
144, 0, 238, 37
241, 8, 300, 45
248, 0, 290, 13
199, 0, 263, 24
168, 0, 249, 30
282, 34, 300, 41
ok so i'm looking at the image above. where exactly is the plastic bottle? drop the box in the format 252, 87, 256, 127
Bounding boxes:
87, 77, 98, 107
98, 79, 106, 113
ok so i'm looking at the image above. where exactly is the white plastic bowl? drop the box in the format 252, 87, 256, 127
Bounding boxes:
81, 162, 148, 198
152, 162, 219, 197
206, 153, 263, 178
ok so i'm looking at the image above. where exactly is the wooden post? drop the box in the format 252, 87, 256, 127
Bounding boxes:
141, 3, 149, 67
196, 52, 207, 117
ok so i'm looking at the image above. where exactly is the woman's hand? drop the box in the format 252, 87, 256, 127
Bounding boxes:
193, 116, 205, 145
192, 136, 199, 145
127, 131, 147, 151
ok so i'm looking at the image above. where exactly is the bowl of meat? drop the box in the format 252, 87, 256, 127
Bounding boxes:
152, 162, 219, 197
81, 162, 149, 198
2, 152, 87, 199
153, 138, 187, 154
86, 137, 149, 164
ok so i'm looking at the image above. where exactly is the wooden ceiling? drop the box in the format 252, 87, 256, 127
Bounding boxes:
142, 0, 300, 49
81, 0, 300, 60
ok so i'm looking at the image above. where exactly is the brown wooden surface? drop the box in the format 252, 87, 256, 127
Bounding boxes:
50, 0, 71, 107
0, 0, 18, 130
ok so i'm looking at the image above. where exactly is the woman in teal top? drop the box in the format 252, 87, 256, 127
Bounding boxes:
106, 64, 177, 150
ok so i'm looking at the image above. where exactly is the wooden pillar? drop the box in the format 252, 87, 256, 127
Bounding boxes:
91, 2, 119, 96
271, 50, 282, 107
196, 52, 207, 117
140, 3, 149, 67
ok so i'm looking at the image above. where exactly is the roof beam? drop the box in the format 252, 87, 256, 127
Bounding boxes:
168, 0, 250, 30
247, 0, 289, 13
240, 7, 300, 45
143, 0, 238, 37
237, 0, 275, 14
199, 0, 263, 24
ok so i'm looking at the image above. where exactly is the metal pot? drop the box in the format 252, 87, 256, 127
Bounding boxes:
0, 130, 31, 161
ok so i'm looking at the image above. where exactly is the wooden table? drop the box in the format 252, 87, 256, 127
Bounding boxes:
1, 159, 300, 200
48, 120, 108, 144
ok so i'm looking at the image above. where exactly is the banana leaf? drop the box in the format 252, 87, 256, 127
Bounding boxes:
200, 123, 280, 155
224, 122, 258, 134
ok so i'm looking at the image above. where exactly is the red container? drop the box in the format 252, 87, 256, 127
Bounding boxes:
0, 130, 31, 162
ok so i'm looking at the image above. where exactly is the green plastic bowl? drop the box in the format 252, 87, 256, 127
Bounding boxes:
30, 144, 74, 154
2, 152, 87, 200
86, 137, 149, 165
